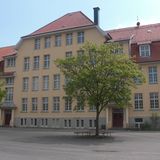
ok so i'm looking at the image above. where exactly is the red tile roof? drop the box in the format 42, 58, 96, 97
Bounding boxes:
0, 46, 16, 61
29, 11, 94, 36
107, 23, 160, 43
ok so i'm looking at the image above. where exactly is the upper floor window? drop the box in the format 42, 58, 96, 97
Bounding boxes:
5, 87, 13, 102
34, 38, 40, 50
66, 33, 72, 45
65, 51, 72, 58
33, 56, 40, 70
43, 75, 49, 90
44, 37, 51, 48
64, 97, 72, 111
77, 31, 84, 44
139, 44, 150, 57
6, 57, 16, 67
23, 77, 29, 91
42, 97, 48, 112
32, 97, 38, 112
32, 76, 39, 91
24, 57, 30, 71
53, 96, 60, 112
6, 77, 14, 85
150, 92, 159, 109
134, 93, 143, 110
22, 98, 28, 112
55, 34, 61, 47
77, 97, 84, 111
148, 66, 157, 84
43, 55, 50, 69
53, 74, 60, 90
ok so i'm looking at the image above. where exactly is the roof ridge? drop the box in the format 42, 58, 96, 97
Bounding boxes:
0, 45, 15, 49
106, 23, 160, 32
29, 11, 94, 36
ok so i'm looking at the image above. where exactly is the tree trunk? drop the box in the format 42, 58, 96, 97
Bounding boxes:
95, 110, 100, 136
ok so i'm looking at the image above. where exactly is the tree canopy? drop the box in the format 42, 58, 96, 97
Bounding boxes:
56, 42, 145, 136
0, 81, 6, 103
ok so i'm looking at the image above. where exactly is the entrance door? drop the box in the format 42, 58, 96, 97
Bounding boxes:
4, 110, 11, 126
112, 109, 123, 128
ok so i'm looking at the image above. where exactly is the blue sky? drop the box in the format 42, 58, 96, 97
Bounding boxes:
0, 0, 160, 47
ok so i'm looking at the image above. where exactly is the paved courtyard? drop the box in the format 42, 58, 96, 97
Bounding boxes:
0, 128, 160, 160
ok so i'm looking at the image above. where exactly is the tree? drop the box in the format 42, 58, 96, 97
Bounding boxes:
56, 42, 145, 136
0, 80, 6, 104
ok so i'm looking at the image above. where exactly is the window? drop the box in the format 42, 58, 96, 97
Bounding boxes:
133, 77, 142, 85
53, 97, 60, 111
134, 118, 143, 129
34, 38, 40, 49
77, 97, 84, 111
77, 31, 84, 44
32, 97, 38, 112
64, 119, 71, 128
22, 98, 28, 112
139, 44, 150, 57
43, 75, 49, 90
6, 57, 16, 67
66, 33, 72, 45
89, 120, 92, 128
42, 97, 48, 112
65, 51, 72, 58
23, 77, 29, 91
55, 34, 61, 46
150, 92, 159, 109
77, 50, 84, 57
43, 55, 50, 69
113, 48, 123, 54
5, 87, 13, 103
64, 97, 72, 111
24, 57, 30, 71
53, 74, 60, 90
32, 76, 39, 91
81, 120, 84, 128
6, 77, 14, 85
134, 93, 143, 110
64, 76, 70, 86
33, 56, 40, 70
148, 66, 157, 84
90, 105, 96, 111
44, 37, 51, 48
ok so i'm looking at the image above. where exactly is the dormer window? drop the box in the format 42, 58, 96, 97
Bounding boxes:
139, 44, 150, 57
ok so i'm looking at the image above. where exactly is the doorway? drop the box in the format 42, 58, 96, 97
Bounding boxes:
112, 109, 123, 128
4, 110, 11, 126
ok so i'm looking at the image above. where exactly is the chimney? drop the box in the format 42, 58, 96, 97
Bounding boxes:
93, 7, 100, 25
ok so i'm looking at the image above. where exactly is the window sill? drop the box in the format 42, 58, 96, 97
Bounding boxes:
149, 83, 158, 85
41, 111, 49, 113
134, 109, 144, 111
52, 111, 60, 113
30, 111, 38, 113
150, 109, 159, 111
76, 110, 85, 112
64, 110, 72, 112
21, 111, 28, 113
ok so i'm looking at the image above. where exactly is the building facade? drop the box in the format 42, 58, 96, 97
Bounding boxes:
0, 8, 160, 129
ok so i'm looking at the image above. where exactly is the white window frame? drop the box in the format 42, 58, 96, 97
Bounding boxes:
32, 76, 39, 91
64, 97, 72, 111
44, 55, 50, 69
148, 66, 157, 84
53, 97, 60, 112
6, 77, 14, 85
65, 51, 72, 58
66, 33, 72, 45
77, 31, 84, 44
55, 34, 61, 47
139, 44, 150, 57
134, 93, 143, 110
22, 98, 28, 112
43, 75, 49, 90
34, 38, 40, 49
33, 56, 40, 70
5, 87, 13, 103
23, 77, 29, 91
42, 97, 48, 112
24, 57, 30, 71
53, 74, 60, 90
32, 97, 38, 112
150, 92, 159, 109
44, 37, 51, 48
